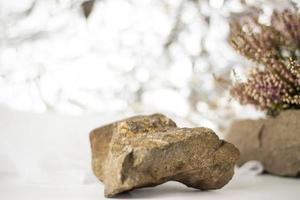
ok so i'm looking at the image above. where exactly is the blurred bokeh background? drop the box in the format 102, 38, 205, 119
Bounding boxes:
1, 0, 300, 195
4, 0, 293, 133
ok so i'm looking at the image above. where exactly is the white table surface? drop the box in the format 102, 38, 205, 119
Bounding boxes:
0, 105, 299, 200
0, 174, 299, 200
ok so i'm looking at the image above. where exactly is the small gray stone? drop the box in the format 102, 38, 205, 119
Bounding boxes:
226, 110, 300, 177
90, 113, 240, 197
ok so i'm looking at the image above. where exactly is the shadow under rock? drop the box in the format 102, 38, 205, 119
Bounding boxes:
112, 181, 220, 199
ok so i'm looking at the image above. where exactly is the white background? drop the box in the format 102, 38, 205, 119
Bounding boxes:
0, 1, 299, 199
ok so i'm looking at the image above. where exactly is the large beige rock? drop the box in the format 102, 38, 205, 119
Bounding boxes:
227, 110, 300, 177
90, 113, 240, 197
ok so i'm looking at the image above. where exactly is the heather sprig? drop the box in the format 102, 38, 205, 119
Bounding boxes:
229, 9, 300, 115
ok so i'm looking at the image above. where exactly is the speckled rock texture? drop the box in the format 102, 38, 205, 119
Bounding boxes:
227, 110, 300, 177
90, 114, 240, 197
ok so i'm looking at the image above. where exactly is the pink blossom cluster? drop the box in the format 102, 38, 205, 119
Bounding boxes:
229, 9, 300, 115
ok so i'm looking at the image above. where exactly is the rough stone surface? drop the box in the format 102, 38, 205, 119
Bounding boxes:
226, 110, 300, 177
90, 113, 240, 197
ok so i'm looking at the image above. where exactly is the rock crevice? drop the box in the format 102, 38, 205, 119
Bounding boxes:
257, 124, 264, 148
